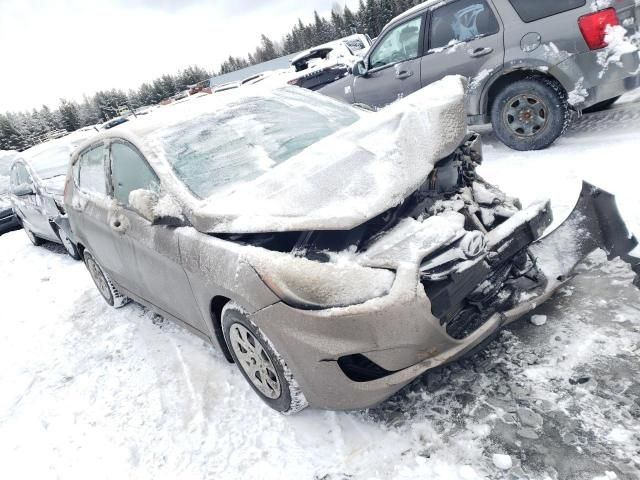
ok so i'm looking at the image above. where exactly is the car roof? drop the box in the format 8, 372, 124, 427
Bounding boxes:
383, 0, 444, 31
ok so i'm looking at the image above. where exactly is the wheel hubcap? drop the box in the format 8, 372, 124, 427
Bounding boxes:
86, 257, 111, 301
59, 230, 74, 255
503, 94, 548, 137
229, 323, 281, 399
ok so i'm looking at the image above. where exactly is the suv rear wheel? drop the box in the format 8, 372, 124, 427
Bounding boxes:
491, 77, 570, 151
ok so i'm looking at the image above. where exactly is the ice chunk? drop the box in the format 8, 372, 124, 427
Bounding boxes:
492, 453, 513, 470
531, 315, 547, 326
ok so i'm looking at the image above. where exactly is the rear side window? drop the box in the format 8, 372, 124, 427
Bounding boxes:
78, 145, 106, 195
430, 0, 500, 50
507, 0, 586, 23
110, 142, 159, 206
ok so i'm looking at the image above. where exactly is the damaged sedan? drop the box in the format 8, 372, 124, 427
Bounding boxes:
65, 77, 640, 414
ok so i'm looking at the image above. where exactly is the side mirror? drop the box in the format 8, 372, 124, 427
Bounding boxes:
13, 183, 35, 197
353, 60, 368, 77
128, 189, 185, 227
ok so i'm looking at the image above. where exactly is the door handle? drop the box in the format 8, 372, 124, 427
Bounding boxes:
395, 70, 414, 80
468, 47, 493, 58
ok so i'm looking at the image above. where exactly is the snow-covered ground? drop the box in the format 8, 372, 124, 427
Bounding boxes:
1, 93, 640, 480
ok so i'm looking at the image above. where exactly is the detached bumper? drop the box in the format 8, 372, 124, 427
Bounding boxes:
252, 182, 638, 411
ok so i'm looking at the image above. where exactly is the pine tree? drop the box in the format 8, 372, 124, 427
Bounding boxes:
58, 99, 81, 132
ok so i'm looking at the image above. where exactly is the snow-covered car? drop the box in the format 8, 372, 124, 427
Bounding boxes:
287, 35, 373, 92
99, 117, 129, 130
0, 151, 21, 235
10, 131, 97, 258
64, 77, 639, 414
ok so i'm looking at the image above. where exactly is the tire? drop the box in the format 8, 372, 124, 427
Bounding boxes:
83, 251, 130, 308
582, 96, 621, 114
221, 302, 308, 415
24, 225, 43, 246
491, 77, 570, 151
56, 226, 81, 260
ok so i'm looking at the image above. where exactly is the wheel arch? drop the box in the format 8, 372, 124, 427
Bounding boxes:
210, 295, 234, 363
482, 67, 569, 118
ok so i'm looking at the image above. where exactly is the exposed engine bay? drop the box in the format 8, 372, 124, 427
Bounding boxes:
221, 133, 639, 341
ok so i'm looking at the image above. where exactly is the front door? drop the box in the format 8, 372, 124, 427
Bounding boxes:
353, 14, 425, 109
420, 0, 504, 115
107, 140, 205, 331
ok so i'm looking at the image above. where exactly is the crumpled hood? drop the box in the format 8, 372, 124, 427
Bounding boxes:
190, 76, 468, 234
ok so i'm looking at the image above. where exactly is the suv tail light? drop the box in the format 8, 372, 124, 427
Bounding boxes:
578, 8, 620, 50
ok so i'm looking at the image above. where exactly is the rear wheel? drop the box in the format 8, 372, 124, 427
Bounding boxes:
83, 251, 129, 308
56, 227, 81, 260
221, 302, 308, 415
491, 78, 570, 151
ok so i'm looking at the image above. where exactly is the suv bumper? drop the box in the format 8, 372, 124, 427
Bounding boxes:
557, 45, 640, 109
251, 183, 638, 411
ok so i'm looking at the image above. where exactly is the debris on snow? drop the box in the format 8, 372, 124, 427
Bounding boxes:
530, 315, 548, 326
492, 453, 513, 470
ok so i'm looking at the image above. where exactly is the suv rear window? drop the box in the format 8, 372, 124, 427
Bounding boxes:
507, 0, 586, 23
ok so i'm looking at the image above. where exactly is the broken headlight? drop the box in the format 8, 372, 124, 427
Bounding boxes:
252, 255, 395, 310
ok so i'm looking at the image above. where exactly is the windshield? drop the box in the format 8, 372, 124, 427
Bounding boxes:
27, 134, 91, 181
28, 144, 73, 180
157, 91, 360, 199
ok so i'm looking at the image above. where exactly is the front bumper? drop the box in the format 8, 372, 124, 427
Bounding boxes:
251, 182, 639, 410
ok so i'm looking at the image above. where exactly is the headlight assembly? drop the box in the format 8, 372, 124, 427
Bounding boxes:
250, 253, 395, 310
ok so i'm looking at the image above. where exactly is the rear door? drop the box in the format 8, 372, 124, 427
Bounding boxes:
420, 0, 504, 115
106, 140, 205, 330
353, 14, 425, 108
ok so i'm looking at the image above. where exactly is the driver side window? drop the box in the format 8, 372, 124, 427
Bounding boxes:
369, 16, 423, 69
110, 142, 159, 207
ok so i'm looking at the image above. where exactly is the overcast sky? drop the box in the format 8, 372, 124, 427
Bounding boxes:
0, 0, 359, 112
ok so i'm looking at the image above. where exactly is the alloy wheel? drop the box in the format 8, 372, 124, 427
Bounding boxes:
86, 256, 112, 302
58, 229, 75, 257
229, 323, 282, 399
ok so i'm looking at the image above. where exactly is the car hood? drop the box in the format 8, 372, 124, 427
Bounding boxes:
189, 76, 468, 234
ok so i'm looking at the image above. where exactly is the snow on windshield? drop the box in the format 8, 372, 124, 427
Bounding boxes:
156, 90, 360, 199
23, 131, 95, 181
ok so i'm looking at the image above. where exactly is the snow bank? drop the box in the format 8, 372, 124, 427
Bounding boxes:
193, 77, 468, 233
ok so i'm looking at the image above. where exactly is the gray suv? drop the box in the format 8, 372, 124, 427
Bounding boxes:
319, 0, 640, 150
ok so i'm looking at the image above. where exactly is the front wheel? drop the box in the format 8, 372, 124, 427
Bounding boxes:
491, 78, 570, 151
221, 302, 308, 415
